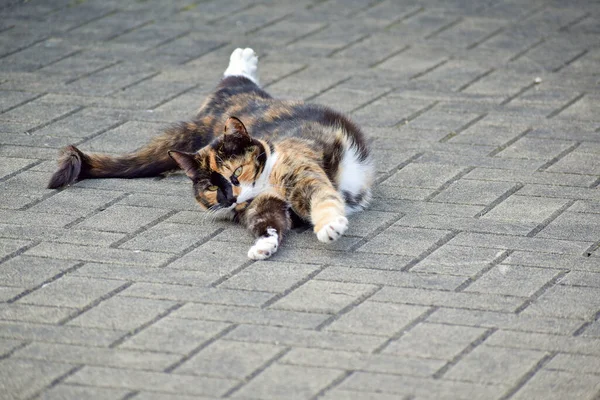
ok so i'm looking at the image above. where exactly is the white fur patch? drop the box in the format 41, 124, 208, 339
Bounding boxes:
237, 152, 278, 204
223, 48, 259, 85
338, 144, 374, 214
248, 228, 279, 260
316, 216, 348, 243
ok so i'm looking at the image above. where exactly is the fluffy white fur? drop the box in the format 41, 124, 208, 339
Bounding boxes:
316, 216, 348, 243
223, 48, 259, 85
248, 228, 279, 260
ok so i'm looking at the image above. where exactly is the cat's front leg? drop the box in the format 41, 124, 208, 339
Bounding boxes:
310, 190, 348, 243
240, 192, 291, 260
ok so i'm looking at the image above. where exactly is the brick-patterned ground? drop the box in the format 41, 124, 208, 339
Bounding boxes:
1, 0, 599, 399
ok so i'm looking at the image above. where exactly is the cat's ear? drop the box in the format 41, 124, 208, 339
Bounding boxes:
168, 150, 199, 180
224, 116, 249, 137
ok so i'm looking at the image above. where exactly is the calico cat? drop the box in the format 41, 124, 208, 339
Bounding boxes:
48, 48, 374, 260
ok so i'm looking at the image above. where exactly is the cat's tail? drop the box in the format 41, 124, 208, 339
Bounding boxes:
47, 122, 209, 189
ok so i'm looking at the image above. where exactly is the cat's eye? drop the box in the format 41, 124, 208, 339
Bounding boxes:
233, 166, 243, 177
207, 185, 218, 191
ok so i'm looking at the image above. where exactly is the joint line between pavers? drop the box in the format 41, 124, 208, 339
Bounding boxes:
347, 0, 386, 18
453, 250, 513, 292
25, 364, 84, 400
513, 270, 570, 315
369, 45, 411, 68
526, 199, 575, 238
508, 38, 545, 62
314, 285, 383, 331
304, 77, 352, 102
74, 120, 129, 147
158, 226, 226, 268
205, 3, 256, 25
384, 6, 425, 30
119, 391, 139, 400
583, 239, 600, 258
263, 65, 309, 89
7, 261, 85, 304
109, 302, 185, 348
425, 166, 476, 202
559, 12, 591, 31
372, 306, 438, 354
536, 142, 580, 172
0, 37, 48, 61
32, 50, 83, 72
497, 351, 557, 400
0, 92, 46, 115
222, 346, 292, 398
487, 128, 532, 157
466, 27, 505, 50
26, 105, 86, 134
347, 212, 406, 252
349, 87, 397, 114
500, 82, 536, 106
439, 113, 487, 143
546, 93, 586, 119
474, 183, 523, 218
108, 72, 161, 96
57, 281, 133, 325
149, 31, 190, 51
210, 259, 257, 288
457, 68, 495, 92
432, 327, 497, 379
410, 59, 449, 80
402, 230, 461, 272
63, 192, 131, 230
66, 9, 118, 32
148, 82, 201, 110
182, 41, 230, 66
327, 34, 371, 58
0, 341, 30, 362
162, 324, 239, 373
375, 152, 424, 185
65, 60, 123, 85
246, 13, 293, 36
0, 239, 43, 266
109, 209, 179, 249
0, 159, 44, 184
285, 24, 330, 46
424, 17, 464, 40
260, 265, 328, 308
552, 49, 589, 73
573, 309, 600, 337
309, 370, 354, 400
396, 100, 440, 127
105, 19, 156, 42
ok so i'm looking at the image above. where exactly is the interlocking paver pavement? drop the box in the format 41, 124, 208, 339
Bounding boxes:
0, 0, 599, 399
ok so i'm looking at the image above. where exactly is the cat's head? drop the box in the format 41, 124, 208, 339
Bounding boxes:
168, 117, 268, 213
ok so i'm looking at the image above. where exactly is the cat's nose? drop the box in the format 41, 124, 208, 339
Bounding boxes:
224, 196, 237, 206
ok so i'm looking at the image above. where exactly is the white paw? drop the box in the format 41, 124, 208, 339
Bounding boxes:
223, 47, 259, 84
247, 230, 278, 260
316, 216, 348, 243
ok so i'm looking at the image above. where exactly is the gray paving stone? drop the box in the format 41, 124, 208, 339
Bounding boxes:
0, 256, 78, 288
412, 245, 503, 276
382, 163, 464, 188
357, 226, 452, 256
339, 372, 505, 400
231, 364, 344, 400
0, 322, 125, 347
225, 325, 384, 353
38, 385, 131, 400
75, 205, 171, 233
482, 195, 570, 224
545, 353, 600, 375
448, 232, 592, 254
538, 212, 600, 241
0, 358, 75, 400
270, 280, 378, 314
0, 304, 74, 324
431, 179, 515, 205
445, 345, 547, 384
172, 303, 328, 329
521, 285, 600, 320
486, 330, 600, 356
67, 296, 178, 331
175, 340, 285, 379
464, 265, 561, 297
512, 370, 600, 400
17, 276, 127, 308
371, 287, 524, 312
28, 188, 126, 217
427, 308, 582, 336
119, 317, 231, 354
13, 342, 180, 371
383, 322, 487, 360
316, 266, 467, 291
218, 261, 321, 293
65, 366, 236, 397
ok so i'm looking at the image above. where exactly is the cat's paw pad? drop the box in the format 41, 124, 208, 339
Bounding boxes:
316, 216, 348, 243
248, 232, 278, 260
224, 48, 259, 84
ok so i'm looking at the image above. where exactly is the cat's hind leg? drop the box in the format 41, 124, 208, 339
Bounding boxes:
223, 48, 259, 85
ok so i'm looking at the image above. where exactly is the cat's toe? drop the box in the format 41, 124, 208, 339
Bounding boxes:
247, 234, 278, 260
316, 216, 348, 243
230, 48, 244, 61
